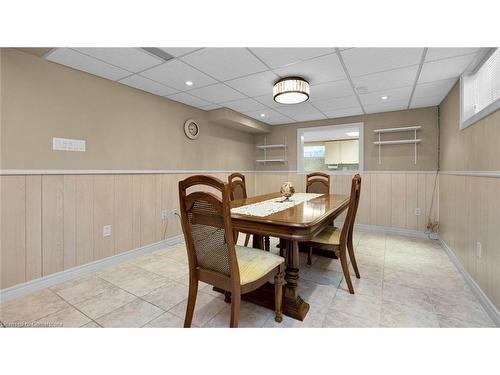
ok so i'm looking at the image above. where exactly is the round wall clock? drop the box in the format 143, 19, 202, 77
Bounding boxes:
184, 119, 200, 140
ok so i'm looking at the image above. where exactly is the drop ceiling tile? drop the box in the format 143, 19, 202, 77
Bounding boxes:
273, 53, 346, 85
419, 54, 477, 83
341, 48, 423, 77
290, 111, 327, 122
188, 83, 246, 103
313, 95, 360, 112
244, 108, 282, 119
352, 65, 419, 93
45, 48, 131, 81
220, 98, 267, 113
359, 86, 412, 106
272, 102, 321, 117
412, 78, 456, 99
364, 100, 409, 114
410, 95, 443, 108
425, 48, 480, 62
323, 107, 364, 119
159, 47, 201, 57
249, 48, 336, 69
309, 80, 355, 102
244, 109, 291, 124
253, 94, 285, 109
166, 92, 212, 108
119, 75, 178, 96
140, 59, 217, 91
225, 70, 279, 97
74, 48, 163, 73
180, 48, 268, 81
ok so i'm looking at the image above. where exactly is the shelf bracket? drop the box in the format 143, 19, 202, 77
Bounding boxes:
378, 133, 381, 164
414, 129, 417, 165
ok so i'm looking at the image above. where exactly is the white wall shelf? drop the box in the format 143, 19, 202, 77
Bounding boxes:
256, 159, 287, 163
374, 139, 421, 145
373, 126, 421, 164
256, 144, 287, 149
256, 136, 288, 165
373, 126, 421, 133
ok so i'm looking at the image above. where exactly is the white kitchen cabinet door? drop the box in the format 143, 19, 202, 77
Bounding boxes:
324, 141, 341, 164
341, 139, 359, 164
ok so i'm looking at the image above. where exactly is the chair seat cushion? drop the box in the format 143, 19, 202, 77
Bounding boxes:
311, 226, 341, 245
236, 245, 284, 285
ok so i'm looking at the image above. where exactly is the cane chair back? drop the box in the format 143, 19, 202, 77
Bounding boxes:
179, 175, 240, 284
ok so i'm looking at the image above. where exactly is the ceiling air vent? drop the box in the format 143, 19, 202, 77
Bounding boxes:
141, 48, 174, 62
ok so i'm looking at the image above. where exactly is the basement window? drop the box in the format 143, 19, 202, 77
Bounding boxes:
460, 48, 500, 129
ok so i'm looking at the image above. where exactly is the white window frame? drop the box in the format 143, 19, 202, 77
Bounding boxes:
460, 48, 500, 130
297, 122, 364, 174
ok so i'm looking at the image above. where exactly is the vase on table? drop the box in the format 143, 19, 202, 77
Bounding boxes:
280, 182, 295, 202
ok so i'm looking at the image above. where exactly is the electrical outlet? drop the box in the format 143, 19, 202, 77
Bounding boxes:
414, 208, 422, 216
476, 241, 482, 258
103, 225, 112, 237
161, 210, 168, 220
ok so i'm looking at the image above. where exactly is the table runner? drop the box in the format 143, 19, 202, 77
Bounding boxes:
231, 193, 322, 217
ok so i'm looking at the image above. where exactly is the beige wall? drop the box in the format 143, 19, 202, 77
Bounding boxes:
0, 48, 254, 170
438, 83, 500, 311
254, 107, 439, 171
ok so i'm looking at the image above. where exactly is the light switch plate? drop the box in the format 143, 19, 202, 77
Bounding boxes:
53, 137, 86, 152
103, 225, 112, 237
476, 241, 482, 258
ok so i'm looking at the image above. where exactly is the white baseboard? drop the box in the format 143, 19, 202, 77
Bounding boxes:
439, 238, 500, 327
0, 234, 184, 303
338, 222, 433, 239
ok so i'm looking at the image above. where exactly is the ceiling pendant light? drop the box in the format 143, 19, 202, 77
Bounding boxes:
273, 77, 310, 104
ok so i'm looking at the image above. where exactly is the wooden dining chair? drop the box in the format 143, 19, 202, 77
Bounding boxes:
305, 174, 362, 294
306, 172, 330, 194
179, 175, 285, 327
228, 173, 270, 251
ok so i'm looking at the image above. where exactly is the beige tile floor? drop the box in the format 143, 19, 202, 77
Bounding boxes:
0, 231, 496, 328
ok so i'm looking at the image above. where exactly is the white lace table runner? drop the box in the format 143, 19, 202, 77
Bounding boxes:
231, 193, 322, 217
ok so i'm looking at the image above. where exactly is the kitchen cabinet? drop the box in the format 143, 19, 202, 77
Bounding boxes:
324, 139, 359, 165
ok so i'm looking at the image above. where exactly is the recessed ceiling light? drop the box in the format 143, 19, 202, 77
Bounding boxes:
381, 95, 389, 100
346, 131, 359, 137
260, 113, 266, 118
273, 77, 310, 104
185, 81, 193, 86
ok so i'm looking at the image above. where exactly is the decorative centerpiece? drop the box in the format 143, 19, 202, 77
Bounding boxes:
280, 182, 295, 202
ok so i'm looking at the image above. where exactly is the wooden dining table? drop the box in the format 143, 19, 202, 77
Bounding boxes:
230, 192, 350, 321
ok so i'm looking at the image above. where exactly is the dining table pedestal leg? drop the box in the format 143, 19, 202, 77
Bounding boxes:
239, 236, 310, 321
281, 239, 310, 321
